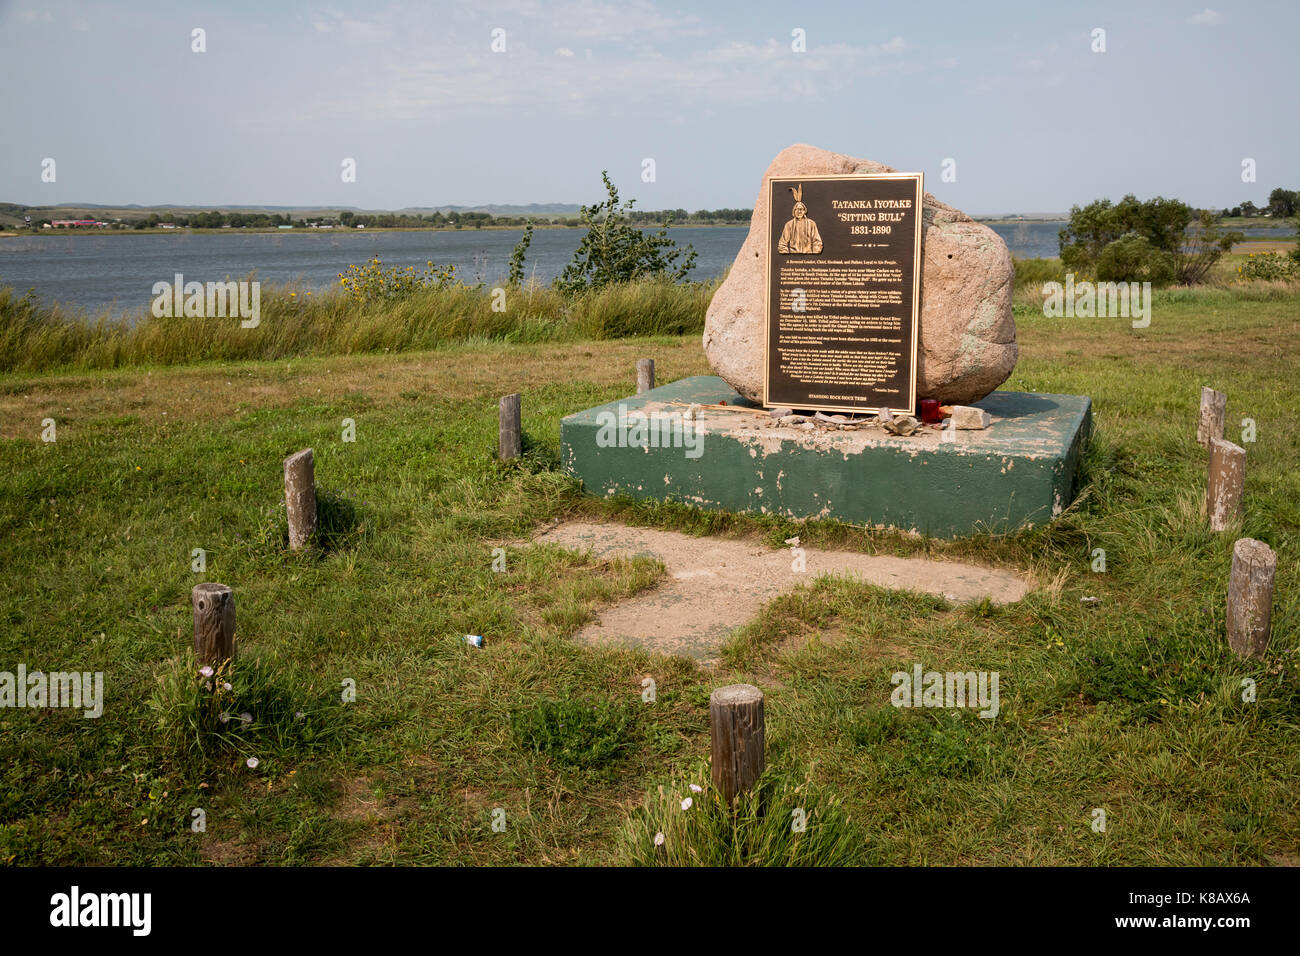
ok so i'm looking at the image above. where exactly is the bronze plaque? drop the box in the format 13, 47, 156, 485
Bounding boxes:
764, 172, 923, 415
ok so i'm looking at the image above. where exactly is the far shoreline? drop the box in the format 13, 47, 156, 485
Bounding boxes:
0, 221, 755, 238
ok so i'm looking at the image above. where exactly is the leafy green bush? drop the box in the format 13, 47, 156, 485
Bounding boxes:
620, 762, 866, 866
511, 696, 632, 769
507, 221, 534, 285
899, 710, 995, 777
844, 705, 902, 747
556, 172, 697, 292
1095, 234, 1177, 286
1059, 195, 1241, 284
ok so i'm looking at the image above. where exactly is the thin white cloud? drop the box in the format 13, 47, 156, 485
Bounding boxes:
281, 2, 924, 124
1188, 8, 1224, 25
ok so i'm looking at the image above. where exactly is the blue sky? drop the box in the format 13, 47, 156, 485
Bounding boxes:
1, 0, 1295, 214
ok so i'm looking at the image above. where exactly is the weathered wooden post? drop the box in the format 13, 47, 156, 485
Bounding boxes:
1197, 387, 1227, 448
284, 448, 317, 550
192, 582, 235, 667
1227, 538, 1276, 659
710, 684, 765, 806
499, 393, 522, 461
1206, 437, 1246, 531
636, 359, 655, 395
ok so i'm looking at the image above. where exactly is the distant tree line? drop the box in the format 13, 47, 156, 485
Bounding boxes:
1220, 187, 1297, 219
12, 205, 752, 231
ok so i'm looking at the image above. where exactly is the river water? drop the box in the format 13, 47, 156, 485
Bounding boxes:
0, 221, 1290, 317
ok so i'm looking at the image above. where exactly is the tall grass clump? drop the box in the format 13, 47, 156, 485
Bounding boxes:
620, 762, 867, 866
146, 652, 347, 772
0, 276, 712, 373
1012, 256, 1066, 290
571, 276, 714, 338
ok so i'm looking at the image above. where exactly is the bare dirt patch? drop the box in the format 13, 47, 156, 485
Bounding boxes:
532, 520, 1032, 662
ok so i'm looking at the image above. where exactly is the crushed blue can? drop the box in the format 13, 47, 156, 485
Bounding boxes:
464, 634, 484, 648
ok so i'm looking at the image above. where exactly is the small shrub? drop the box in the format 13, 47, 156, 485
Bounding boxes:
338, 256, 462, 304
507, 221, 534, 285
1095, 234, 1177, 286
556, 172, 697, 292
1237, 251, 1300, 282
511, 697, 632, 769
846, 706, 995, 778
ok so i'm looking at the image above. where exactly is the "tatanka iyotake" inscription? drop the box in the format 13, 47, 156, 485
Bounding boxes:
764, 173, 923, 415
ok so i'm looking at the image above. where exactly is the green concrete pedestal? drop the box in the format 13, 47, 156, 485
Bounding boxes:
560, 376, 1091, 538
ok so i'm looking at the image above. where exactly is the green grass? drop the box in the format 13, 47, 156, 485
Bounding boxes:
0, 282, 1297, 866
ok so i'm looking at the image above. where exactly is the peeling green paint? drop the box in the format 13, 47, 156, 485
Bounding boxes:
561, 377, 1091, 538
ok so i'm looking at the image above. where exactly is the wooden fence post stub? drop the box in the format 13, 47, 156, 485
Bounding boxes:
192, 582, 235, 667
284, 448, 318, 550
636, 359, 655, 395
1227, 537, 1276, 659
1197, 387, 1227, 448
710, 683, 765, 806
499, 393, 522, 461
1206, 437, 1246, 531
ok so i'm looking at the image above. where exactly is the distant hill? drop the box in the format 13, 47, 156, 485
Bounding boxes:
400, 203, 583, 216
0, 201, 583, 219
974, 213, 1069, 222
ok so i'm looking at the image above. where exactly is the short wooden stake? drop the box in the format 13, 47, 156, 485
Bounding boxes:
284, 448, 317, 550
636, 359, 655, 395
1197, 387, 1227, 448
1206, 437, 1245, 531
710, 684, 765, 806
1227, 538, 1276, 659
499, 393, 522, 461
192, 582, 235, 667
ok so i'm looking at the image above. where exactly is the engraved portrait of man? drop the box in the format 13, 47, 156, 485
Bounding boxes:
777, 184, 823, 254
